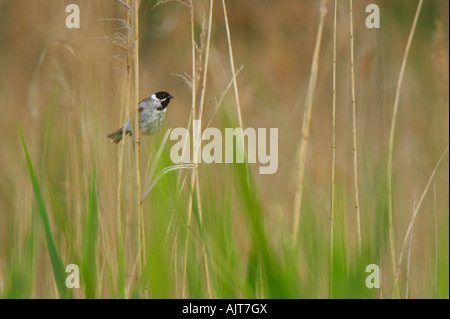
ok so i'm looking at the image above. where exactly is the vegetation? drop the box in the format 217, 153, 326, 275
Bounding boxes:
0, 0, 448, 299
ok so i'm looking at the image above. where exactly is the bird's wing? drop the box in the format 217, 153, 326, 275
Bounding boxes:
138, 97, 151, 113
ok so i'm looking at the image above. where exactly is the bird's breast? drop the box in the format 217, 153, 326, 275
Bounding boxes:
140, 108, 166, 135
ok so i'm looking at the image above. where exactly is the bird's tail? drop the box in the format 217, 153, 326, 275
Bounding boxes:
107, 127, 128, 144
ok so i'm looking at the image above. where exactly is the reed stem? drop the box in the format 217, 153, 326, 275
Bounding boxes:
349, 0, 362, 253
387, 0, 423, 274
293, 0, 329, 241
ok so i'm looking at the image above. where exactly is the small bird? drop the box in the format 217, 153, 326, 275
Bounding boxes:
107, 91, 174, 144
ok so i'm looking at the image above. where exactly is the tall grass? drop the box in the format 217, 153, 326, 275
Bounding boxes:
0, 0, 448, 299
349, 0, 361, 253
293, 0, 329, 241
329, 0, 337, 298
182, 0, 197, 298
20, 133, 73, 299
115, 0, 130, 296
393, 146, 449, 298
387, 0, 424, 277
81, 165, 99, 299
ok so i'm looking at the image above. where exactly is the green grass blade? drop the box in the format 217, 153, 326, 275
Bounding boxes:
233, 160, 298, 298
117, 220, 125, 299
20, 132, 72, 299
3, 213, 38, 298
81, 166, 98, 298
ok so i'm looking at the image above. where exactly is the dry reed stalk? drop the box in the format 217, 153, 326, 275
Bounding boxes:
197, 0, 214, 298
116, 92, 129, 293
392, 146, 449, 298
221, 0, 243, 129
206, 65, 243, 130
387, 0, 423, 274
197, 168, 212, 298
198, 0, 213, 122
182, 0, 197, 298
182, 0, 214, 298
349, 0, 361, 253
329, 0, 337, 298
116, 0, 132, 297
433, 179, 438, 298
293, 0, 329, 240
221, 0, 250, 189
405, 201, 415, 299
130, 0, 145, 277
115, 66, 129, 294
153, 0, 199, 298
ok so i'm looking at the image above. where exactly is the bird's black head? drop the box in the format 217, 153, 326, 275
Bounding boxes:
154, 91, 174, 109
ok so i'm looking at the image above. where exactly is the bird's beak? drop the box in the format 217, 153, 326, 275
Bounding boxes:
169, 95, 174, 99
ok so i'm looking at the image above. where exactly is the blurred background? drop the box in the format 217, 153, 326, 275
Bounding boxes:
0, 0, 448, 298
